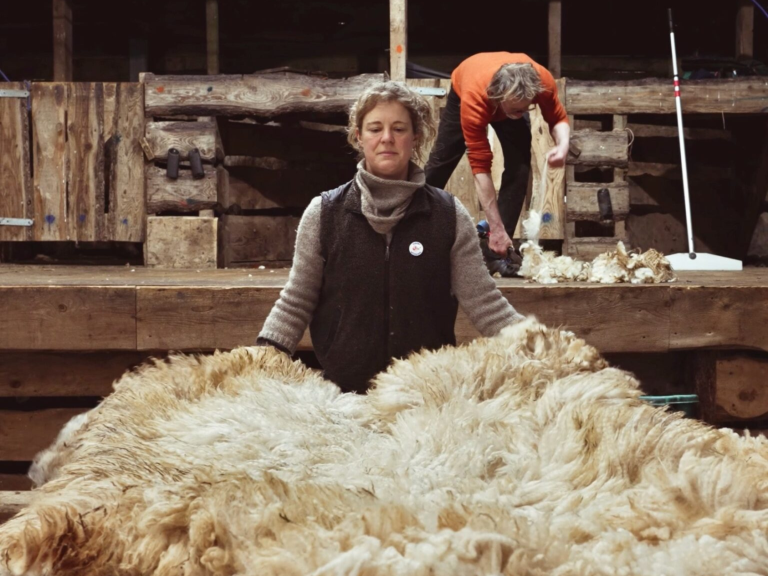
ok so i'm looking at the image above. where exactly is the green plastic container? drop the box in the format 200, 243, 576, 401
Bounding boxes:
639, 394, 699, 418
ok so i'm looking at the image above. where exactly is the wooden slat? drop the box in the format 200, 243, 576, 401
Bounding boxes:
670, 286, 768, 353
568, 129, 628, 167
146, 164, 217, 213
0, 287, 136, 350
144, 72, 384, 118
628, 161, 730, 180
389, 0, 407, 82
0, 82, 33, 242
0, 490, 33, 524
565, 78, 768, 115
548, 0, 562, 78
136, 287, 275, 350
52, 0, 72, 82
529, 81, 566, 240
0, 475, 33, 492
206, 0, 220, 75
0, 352, 153, 397
108, 83, 145, 241
628, 123, 731, 141
31, 83, 68, 241
67, 82, 105, 242
220, 215, 300, 266
0, 409, 88, 461
147, 121, 216, 162
457, 284, 671, 353
736, 0, 755, 58
566, 182, 629, 222
145, 216, 217, 269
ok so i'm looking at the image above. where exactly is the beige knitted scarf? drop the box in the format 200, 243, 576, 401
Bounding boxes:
355, 160, 426, 235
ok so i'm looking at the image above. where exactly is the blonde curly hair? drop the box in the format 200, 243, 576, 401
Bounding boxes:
486, 62, 545, 104
347, 81, 436, 164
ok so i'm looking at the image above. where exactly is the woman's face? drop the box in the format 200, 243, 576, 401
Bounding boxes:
356, 100, 415, 181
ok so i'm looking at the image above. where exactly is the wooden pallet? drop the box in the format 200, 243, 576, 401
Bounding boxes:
564, 114, 630, 259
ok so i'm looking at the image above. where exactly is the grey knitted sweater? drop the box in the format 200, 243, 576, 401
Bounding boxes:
258, 169, 524, 354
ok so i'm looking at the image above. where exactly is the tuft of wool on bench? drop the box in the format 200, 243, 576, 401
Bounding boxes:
519, 210, 676, 284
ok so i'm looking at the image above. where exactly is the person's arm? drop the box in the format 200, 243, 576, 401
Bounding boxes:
473, 172, 513, 256
257, 197, 324, 355
546, 121, 570, 167
450, 199, 525, 335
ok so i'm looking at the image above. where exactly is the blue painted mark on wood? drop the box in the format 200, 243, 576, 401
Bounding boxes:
78, 214, 86, 223
121, 218, 128, 225
45, 214, 55, 225
542, 212, 552, 223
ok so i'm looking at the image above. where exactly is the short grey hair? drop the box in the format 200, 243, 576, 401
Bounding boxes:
347, 81, 437, 164
486, 63, 545, 104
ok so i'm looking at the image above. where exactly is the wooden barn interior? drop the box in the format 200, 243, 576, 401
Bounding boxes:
1, 0, 768, 522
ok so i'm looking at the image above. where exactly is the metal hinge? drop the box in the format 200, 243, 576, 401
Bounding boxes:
412, 87, 447, 97
0, 218, 33, 226
0, 90, 30, 98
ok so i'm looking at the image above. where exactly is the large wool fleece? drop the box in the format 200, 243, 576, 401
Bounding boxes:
3, 319, 768, 576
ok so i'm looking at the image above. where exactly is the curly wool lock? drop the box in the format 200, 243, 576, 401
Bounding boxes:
3, 319, 768, 576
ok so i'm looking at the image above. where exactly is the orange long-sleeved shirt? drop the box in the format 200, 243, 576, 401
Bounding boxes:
451, 52, 568, 175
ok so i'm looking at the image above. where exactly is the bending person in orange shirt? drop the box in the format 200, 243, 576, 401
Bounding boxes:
425, 52, 570, 262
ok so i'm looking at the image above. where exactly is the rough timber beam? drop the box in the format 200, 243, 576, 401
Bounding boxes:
566, 78, 768, 114
143, 72, 385, 118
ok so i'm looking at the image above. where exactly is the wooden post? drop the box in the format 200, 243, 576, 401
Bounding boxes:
129, 38, 148, 82
736, 0, 754, 58
52, 0, 73, 81
389, 0, 407, 82
206, 0, 220, 75
548, 0, 562, 78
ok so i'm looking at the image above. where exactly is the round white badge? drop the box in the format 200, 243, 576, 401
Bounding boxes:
409, 241, 424, 256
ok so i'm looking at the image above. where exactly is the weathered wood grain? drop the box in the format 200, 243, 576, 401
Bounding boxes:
0, 409, 88, 461
220, 215, 300, 267
389, 0, 407, 82
145, 216, 217, 269
566, 182, 629, 222
566, 78, 768, 114
0, 351, 155, 397
0, 82, 33, 241
147, 121, 216, 162
31, 83, 69, 241
568, 129, 628, 167
144, 72, 384, 118
0, 287, 136, 350
108, 83, 145, 241
146, 164, 217, 213
136, 287, 275, 350
67, 82, 105, 241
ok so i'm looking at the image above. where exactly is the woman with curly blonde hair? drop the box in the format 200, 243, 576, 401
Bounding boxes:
258, 80, 523, 393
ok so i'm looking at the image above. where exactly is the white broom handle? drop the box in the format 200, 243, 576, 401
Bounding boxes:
669, 9, 696, 257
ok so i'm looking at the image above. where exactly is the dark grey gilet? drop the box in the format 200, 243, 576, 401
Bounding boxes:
309, 180, 458, 393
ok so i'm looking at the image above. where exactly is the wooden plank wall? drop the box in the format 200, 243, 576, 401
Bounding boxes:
1, 83, 146, 242
0, 83, 33, 241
